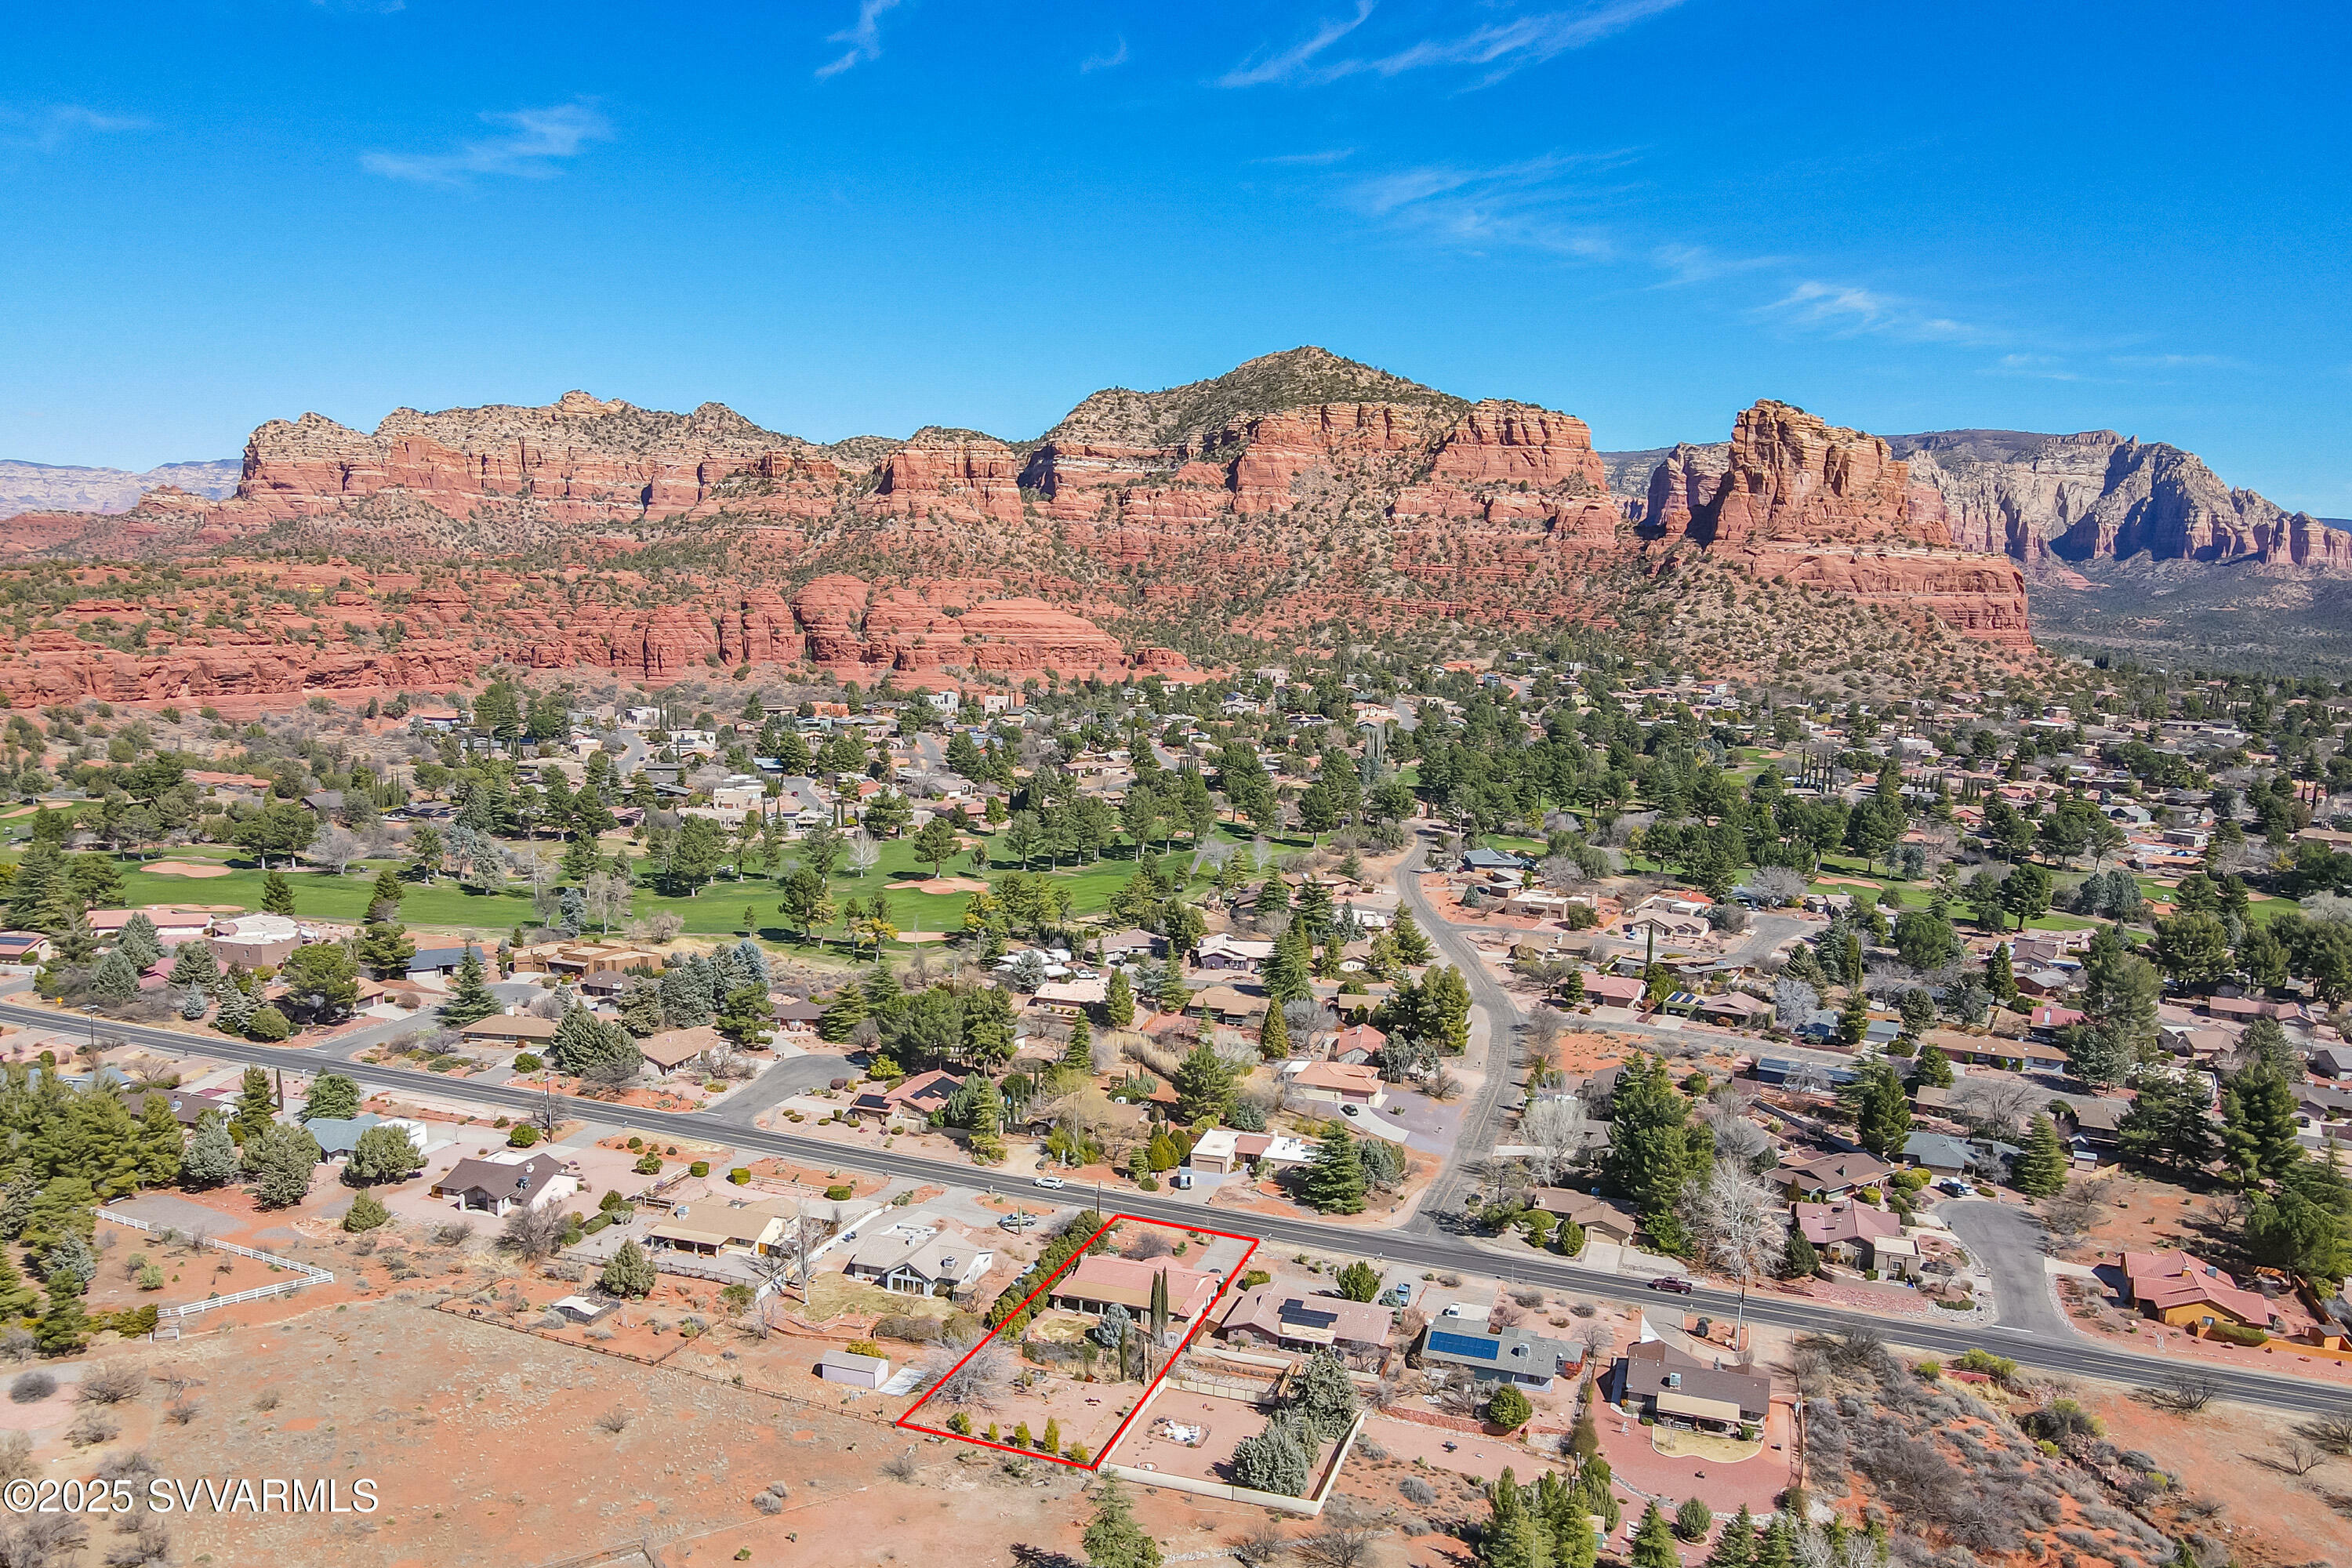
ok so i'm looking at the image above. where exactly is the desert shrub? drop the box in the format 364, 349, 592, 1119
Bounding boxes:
79, 1363, 144, 1405
1399, 1475, 1438, 1507
8, 1372, 54, 1405
826, 1184, 855, 1200
64, 1408, 118, 1446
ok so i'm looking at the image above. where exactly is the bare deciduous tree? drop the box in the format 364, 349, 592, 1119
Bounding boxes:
1519, 1096, 1593, 1185
498, 1203, 569, 1262
1682, 1166, 1780, 1344
920, 1331, 1012, 1412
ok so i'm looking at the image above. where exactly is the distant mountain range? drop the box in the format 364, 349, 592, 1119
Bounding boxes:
0, 459, 240, 517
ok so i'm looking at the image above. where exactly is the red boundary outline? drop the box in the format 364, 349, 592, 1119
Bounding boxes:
895, 1212, 1261, 1472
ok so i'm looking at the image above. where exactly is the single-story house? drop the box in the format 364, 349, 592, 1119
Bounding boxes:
1030, 978, 1108, 1017
771, 996, 826, 1031
1185, 1127, 1316, 1174
1920, 1030, 2068, 1073
1771, 1149, 1893, 1201
407, 944, 486, 978
0, 932, 50, 964
1900, 1131, 1976, 1178
880, 1069, 965, 1118
459, 1014, 562, 1048
303, 1113, 429, 1160
636, 1025, 724, 1073
1613, 1339, 1770, 1429
1580, 973, 1646, 1009
432, 1152, 577, 1215
1195, 935, 1275, 973
2027, 1003, 2089, 1034
1280, 1059, 1388, 1111
1791, 1200, 1913, 1275
1100, 928, 1162, 962
131, 1089, 225, 1129
1692, 993, 1772, 1028
1527, 1189, 1642, 1243
840, 1223, 994, 1296
1328, 1022, 1388, 1061
1219, 1284, 1395, 1367
1191, 985, 1269, 1029
548, 1294, 613, 1324
2310, 1044, 2352, 1079
815, 1349, 892, 1388
1421, 1324, 1582, 1389
1049, 1256, 1221, 1325
2122, 1249, 2268, 1329
648, 1196, 801, 1258
1461, 848, 1530, 873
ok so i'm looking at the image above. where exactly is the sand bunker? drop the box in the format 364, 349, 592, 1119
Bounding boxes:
886, 876, 990, 895
144, 861, 234, 878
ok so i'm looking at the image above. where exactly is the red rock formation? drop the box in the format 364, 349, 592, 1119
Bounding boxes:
0, 363, 2042, 670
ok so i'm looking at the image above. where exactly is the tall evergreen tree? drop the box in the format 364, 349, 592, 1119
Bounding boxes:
262, 870, 296, 916
1302, 1123, 1366, 1214
439, 946, 500, 1025
2013, 1114, 2069, 1196
2223, 1062, 2306, 1184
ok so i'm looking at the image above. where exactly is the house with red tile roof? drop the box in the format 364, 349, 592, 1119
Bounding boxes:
2121, 1249, 2269, 1329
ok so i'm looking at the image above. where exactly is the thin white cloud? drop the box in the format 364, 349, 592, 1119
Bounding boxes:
1758, 279, 1991, 345
0, 104, 147, 153
1986, 353, 2085, 383
361, 102, 612, 184
1252, 148, 1357, 166
1647, 243, 1784, 289
817, 0, 904, 79
1081, 37, 1130, 73
1218, 1, 1377, 89
2108, 353, 2252, 372
1342, 152, 1630, 259
1221, 0, 1682, 89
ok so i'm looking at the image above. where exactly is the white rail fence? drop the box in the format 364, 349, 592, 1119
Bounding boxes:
95, 1209, 334, 1334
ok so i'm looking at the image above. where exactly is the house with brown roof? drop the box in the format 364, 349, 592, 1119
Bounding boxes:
1770, 1149, 1893, 1201
2121, 1249, 2269, 1329
431, 1153, 577, 1215
1279, 1058, 1388, 1111
1613, 1338, 1771, 1431
1791, 1200, 1914, 1275
459, 1014, 562, 1048
1049, 1255, 1221, 1325
636, 1025, 723, 1073
1527, 1189, 1642, 1243
1218, 1284, 1395, 1368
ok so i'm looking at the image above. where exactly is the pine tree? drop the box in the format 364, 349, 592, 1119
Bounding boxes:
115, 912, 163, 972
1393, 909, 1433, 966
182, 1112, 237, 1188
34, 1272, 87, 1355
1837, 984, 1871, 1047
1303, 1124, 1366, 1214
1105, 969, 1135, 1028
1263, 922, 1312, 1006
818, 985, 867, 1044
1062, 1012, 1093, 1071
1171, 1042, 1236, 1122
1080, 1476, 1162, 1568
1630, 1501, 1678, 1568
262, 870, 296, 916
369, 866, 406, 916
1985, 941, 2016, 1002
2223, 1062, 2305, 1184
135, 1093, 183, 1187
1258, 1002, 1290, 1060
233, 1065, 275, 1142
2013, 1114, 2069, 1196
166, 939, 220, 990
1708, 1506, 1759, 1568
440, 947, 499, 1026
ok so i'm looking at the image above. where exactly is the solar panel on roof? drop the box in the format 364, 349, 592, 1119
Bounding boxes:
1427, 1330, 1499, 1361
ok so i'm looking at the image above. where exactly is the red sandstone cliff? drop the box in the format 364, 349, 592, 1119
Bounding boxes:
0, 351, 2044, 677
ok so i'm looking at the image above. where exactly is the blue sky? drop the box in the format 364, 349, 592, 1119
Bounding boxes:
3, 1, 2346, 511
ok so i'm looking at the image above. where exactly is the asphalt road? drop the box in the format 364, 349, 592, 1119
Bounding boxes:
1392, 836, 1523, 1226
42, 998, 2352, 1416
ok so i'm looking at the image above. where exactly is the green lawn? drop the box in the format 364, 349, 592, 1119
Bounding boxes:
20, 822, 1272, 956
